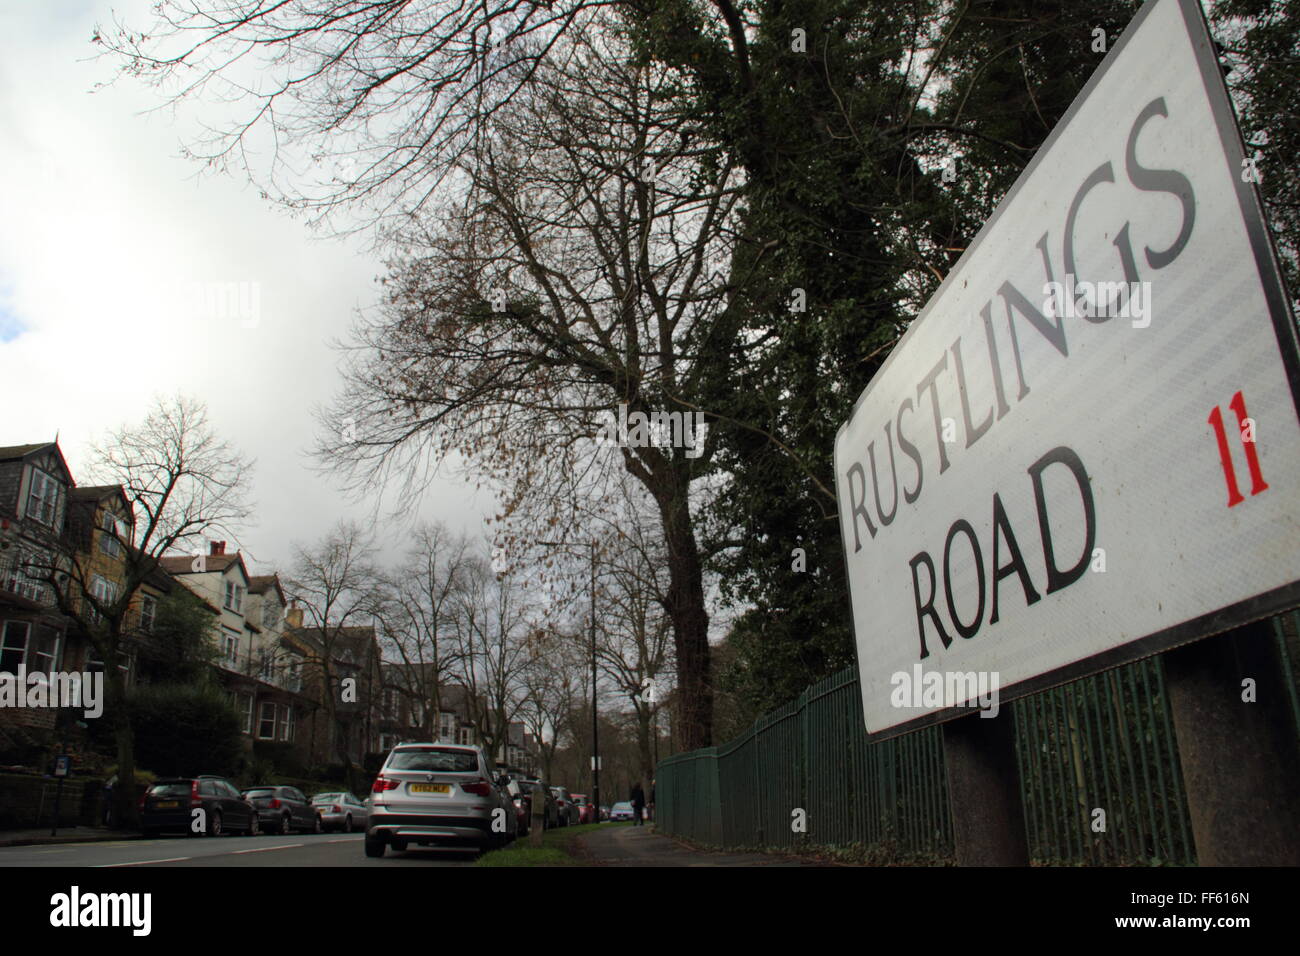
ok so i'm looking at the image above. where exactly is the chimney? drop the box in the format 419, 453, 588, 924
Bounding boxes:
210, 541, 226, 556
286, 603, 303, 629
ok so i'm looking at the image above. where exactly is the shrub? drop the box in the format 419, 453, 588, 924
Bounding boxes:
130, 683, 243, 777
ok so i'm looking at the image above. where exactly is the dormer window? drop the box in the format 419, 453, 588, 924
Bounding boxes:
262, 601, 280, 628
25, 469, 62, 527
224, 579, 244, 613
99, 510, 129, 558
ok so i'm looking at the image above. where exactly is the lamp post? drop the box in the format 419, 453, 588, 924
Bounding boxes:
538, 538, 599, 816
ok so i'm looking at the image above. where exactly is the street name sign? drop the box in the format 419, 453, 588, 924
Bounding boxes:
835, 0, 1300, 738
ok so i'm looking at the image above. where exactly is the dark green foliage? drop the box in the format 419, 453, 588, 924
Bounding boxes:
129, 683, 244, 778
626, 0, 1296, 717
135, 587, 220, 686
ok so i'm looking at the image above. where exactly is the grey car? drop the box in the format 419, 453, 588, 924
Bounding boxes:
365, 743, 517, 857
312, 791, 369, 833
242, 785, 323, 835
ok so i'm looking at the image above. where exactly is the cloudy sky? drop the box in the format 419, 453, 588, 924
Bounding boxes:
0, 0, 494, 575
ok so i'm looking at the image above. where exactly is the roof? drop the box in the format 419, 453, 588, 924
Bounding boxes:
290, 624, 379, 662
247, 574, 286, 603
0, 442, 55, 461
0, 441, 74, 487
158, 552, 250, 581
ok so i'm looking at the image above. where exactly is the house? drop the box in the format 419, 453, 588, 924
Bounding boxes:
377, 664, 471, 750
285, 607, 383, 768
159, 543, 310, 763
0, 442, 76, 739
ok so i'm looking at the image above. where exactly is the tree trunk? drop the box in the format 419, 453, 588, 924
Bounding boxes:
653, 462, 712, 749
106, 667, 139, 828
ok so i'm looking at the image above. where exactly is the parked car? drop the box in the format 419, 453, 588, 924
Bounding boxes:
609, 801, 635, 821
550, 786, 580, 826
242, 785, 323, 835
365, 743, 517, 857
311, 792, 369, 833
571, 793, 596, 825
515, 780, 559, 831
599, 805, 611, 821
140, 776, 260, 837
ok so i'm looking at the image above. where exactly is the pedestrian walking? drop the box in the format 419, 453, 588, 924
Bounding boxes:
630, 780, 645, 826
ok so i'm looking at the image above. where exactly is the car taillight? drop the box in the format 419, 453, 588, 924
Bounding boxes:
190, 780, 200, 806
138, 793, 146, 809
461, 778, 492, 796
268, 798, 280, 809
372, 776, 400, 793
331, 805, 342, 813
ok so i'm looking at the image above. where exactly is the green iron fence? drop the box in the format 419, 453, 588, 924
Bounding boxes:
657, 613, 1300, 865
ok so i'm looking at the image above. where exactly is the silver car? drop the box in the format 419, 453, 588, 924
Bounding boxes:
312, 792, 369, 833
364, 743, 516, 857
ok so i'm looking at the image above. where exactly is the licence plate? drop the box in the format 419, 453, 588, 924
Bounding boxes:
154, 801, 179, 809
409, 784, 450, 794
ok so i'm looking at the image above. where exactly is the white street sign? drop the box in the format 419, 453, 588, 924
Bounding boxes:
835, 0, 1300, 738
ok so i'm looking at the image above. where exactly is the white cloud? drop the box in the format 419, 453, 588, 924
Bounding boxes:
0, 0, 491, 573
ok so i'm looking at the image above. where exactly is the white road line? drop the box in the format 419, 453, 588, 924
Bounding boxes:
231, 843, 303, 854
96, 857, 191, 867
326, 838, 354, 844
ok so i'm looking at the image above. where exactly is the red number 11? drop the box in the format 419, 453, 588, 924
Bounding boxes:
1208, 390, 1269, 507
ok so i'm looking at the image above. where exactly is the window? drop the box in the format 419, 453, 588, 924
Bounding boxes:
25, 468, 62, 527
258, 651, 274, 681
257, 701, 277, 739
0, 621, 31, 674
237, 694, 253, 734
439, 713, 456, 743
458, 727, 472, 746
262, 601, 280, 628
285, 658, 302, 692
98, 510, 128, 558
223, 580, 244, 613
139, 595, 157, 633
387, 747, 479, 773
90, 575, 119, 623
2, 550, 49, 603
221, 628, 240, 667
382, 688, 394, 718
278, 706, 294, 742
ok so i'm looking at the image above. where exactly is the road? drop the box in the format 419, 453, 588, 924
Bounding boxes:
0, 833, 477, 867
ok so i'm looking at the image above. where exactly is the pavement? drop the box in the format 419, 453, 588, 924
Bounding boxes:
0, 826, 140, 848
575, 824, 821, 866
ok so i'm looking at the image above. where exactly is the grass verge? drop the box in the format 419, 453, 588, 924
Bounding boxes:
474, 822, 612, 867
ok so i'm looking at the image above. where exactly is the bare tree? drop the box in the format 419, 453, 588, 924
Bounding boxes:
286, 519, 382, 789
373, 522, 472, 736
518, 623, 583, 780
36, 395, 252, 825
451, 554, 532, 763
320, 23, 740, 747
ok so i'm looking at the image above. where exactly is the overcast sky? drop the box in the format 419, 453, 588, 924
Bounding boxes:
0, 0, 494, 576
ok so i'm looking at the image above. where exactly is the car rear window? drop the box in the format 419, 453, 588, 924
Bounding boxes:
387, 748, 479, 773
148, 783, 192, 797
312, 793, 341, 803
244, 788, 275, 797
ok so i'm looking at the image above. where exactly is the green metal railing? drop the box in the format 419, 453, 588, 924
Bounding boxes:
657, 613, 1300, 865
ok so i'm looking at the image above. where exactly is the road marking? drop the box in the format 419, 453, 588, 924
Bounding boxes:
231, 843, 303, 854
96, 857, 191, 867
326, 838, 355, 844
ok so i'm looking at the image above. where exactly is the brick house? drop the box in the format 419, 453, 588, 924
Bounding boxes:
284, 606, 383, 768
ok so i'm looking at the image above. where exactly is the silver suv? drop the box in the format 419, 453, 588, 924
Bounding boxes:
364, 743, 516, 857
